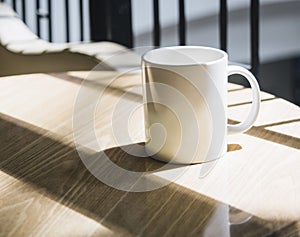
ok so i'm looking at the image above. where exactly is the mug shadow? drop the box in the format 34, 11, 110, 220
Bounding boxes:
228, 144, 242, 152
0, 114, 290, 236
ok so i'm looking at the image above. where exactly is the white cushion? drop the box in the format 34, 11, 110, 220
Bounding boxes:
69, 41, 140, 71
0, 18, 38, 45
6, 39, 68, 54
69, 41, 127, 56
0, 3, 17, 17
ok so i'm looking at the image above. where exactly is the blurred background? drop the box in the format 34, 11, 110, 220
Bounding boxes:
1, 0, 300, 105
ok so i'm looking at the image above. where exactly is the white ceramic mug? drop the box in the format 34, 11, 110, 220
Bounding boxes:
142, 46, 260, 164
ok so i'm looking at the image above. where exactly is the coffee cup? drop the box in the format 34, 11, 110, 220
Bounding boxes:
142, 46, 260, 164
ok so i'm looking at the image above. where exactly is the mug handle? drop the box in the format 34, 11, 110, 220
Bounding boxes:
227, 65, 261, 135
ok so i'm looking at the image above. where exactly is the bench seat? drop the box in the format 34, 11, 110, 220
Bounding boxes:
0, 3, 140, 76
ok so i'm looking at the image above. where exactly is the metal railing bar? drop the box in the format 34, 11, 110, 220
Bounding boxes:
65, 0, 70, 42
36, 0, 40, 37
79, 0, 84, 41
47, 0, 52, 42
36, 1, 51, 40
12, 0, 16, 11
220, 0, 227, 51
178, 0, 186, 45
250, 0, 260, 79
153, 0, 160, 47
21, 0, 26, 23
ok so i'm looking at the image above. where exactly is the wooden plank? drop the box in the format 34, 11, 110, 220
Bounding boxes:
266, 120, 300, 138
228, 98, 300, 127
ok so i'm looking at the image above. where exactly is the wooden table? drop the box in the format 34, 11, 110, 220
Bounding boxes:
0, 71, 299, 236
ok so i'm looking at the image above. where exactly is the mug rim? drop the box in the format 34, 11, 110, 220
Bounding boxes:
142, 45, 228, 67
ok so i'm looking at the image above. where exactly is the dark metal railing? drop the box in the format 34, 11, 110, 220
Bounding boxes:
65, 0, 70, 42
1, 0, 260, 77
178, 0, 186, 46
150, 0, 260, 79
79, 0, 84, 41
153, 0, 160, 47
36, 0, 52, 41
21, 0, 26, 23
36, 0, 41, 37
4, 0, 86, 43
47, 0, 52, 42
219, 0, 228, 52
152, 0, 186, 47
10, 0, 26, 22
12, 0, 16, 11
250, 0, 260, 78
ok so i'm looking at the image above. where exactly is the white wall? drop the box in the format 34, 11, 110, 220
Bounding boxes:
131, 0, 286, 36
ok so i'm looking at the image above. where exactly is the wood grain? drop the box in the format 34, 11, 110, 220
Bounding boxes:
0, 71, 299, 236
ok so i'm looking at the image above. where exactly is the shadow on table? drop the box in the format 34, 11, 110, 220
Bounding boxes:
228, 118, 300, 150
0, 113, 294, 236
